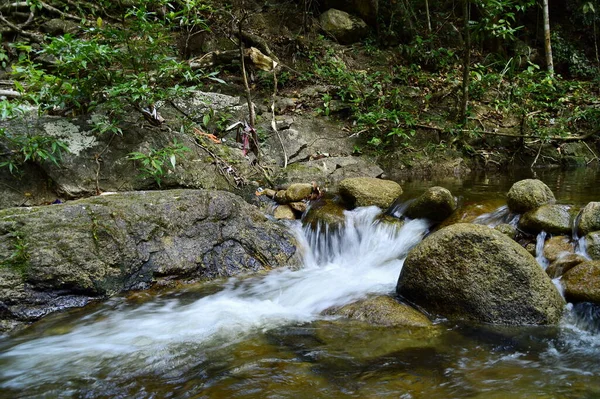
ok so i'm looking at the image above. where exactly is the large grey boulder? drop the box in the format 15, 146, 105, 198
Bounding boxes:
0, 190, 299, 332
405, 186, 457, 222
396, 223, 565, 325
585, 231, 600, 260
339, 177, 402, 209
506, 179, 555, 213
518, 204, 573, 235
578, 202, 600, 236
319, 9, 369, 44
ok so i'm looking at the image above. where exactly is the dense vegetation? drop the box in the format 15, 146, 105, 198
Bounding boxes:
1, 0, 600, 178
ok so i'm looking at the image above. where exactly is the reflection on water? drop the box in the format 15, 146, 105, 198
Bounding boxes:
1, 168, 600, 398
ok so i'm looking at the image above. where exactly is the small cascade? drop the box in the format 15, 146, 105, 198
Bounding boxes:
535, 231, 549, 270
473, 205, 519, 227
572, 208, 592, 259
0, 206, 430, 390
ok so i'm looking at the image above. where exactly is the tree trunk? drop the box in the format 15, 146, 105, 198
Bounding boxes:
425, 0, 432, 33
459, 0, 471, 125
542, 0, 554, 76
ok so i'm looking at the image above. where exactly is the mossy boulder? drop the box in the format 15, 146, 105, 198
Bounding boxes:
585, 231, 600, 260
562, 261, 600, 304
319, 9, 369, 44
274, 205, 296, 220
396, 223, 565, 325
405, 186, 457, 222
506, 179, 555, 213
519, 205, 573, 235
578, 202, 600, 236
494, 223, 516, 239
338, 177, 402, 209
325, 295, 432, 327
546, 253, 586, 279
302, 199, 346, 230
285, 183, 313, 202
543, 236, 574, 263
0, 190, 299, 332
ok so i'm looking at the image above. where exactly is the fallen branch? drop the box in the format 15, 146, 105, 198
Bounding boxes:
270, 67, 288, 169
0, 89, 21, 98
415, 123, 598, 142
0, 12, 42, 42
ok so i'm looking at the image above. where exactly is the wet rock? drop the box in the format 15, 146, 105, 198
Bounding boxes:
319, 9, 369, 44
543, 236, 574, 262
274, 205, 296, 220
439, 199, 505, 228
546, 253, 586, 278
285, 183, 313, 202
562, 261, 600, 305
325, 295, 432, 327
397, 223, 565, 325
585, 231, 600, 260
302, 199, 346, 230
519, 205, 573, 235
289, 202, 307, 213
0, 190, 299, 332
376, 214, 405, 230
338, 177, 402, 209
494, 223, 516, 239
405, 186, 456, 222
506, 179, 555, 214
578, 202, 600, 236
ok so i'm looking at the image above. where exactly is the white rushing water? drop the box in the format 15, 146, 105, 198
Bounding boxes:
0, 206, 430, 389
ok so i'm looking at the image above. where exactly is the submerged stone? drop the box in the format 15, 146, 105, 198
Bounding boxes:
397, 223, 565, 325
325, 295, 432, 327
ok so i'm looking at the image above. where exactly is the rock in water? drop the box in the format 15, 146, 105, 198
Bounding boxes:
519, 204, 573, 235
338, 177, 402, 209
325, 295, 432, 327
0, 190, 299, 332
404, 186, 456, 222
506, 179, 555, 213
562, 260, 600, 305
578, 202, 600, 236
396, 223, 565, 325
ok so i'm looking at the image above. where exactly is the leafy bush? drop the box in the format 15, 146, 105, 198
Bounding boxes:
128, 139, 190, 186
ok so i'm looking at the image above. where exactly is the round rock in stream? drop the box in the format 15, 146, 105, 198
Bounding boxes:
404, 186, 456, 222
338, 177, 402, 209
506, 179, 555, 214
396, 223, 565, 325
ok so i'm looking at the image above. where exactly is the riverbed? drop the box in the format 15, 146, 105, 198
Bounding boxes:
1, 168, 599, 398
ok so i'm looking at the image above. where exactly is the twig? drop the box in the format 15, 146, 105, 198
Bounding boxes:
0, 12, 42, 42
238, 11, 258, 159
531, 142, 543, 169
583, 141, 600, 164
40, 1, 81, 21
415, 123, 598, 141
271, 68, 288, 169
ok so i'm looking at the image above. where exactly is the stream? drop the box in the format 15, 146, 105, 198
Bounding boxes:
1, 168, 600, 398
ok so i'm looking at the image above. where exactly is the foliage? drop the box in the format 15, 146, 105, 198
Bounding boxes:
0, 232, 29, 276
551, 30, 599, 79
11, 0, 217, 122
0, 129, 70, 175
127, 139, 190, 186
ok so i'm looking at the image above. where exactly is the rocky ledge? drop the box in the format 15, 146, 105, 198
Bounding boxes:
0, 189, 299, 332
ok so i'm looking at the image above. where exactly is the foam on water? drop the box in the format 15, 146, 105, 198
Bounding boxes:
0, 206, 430, 388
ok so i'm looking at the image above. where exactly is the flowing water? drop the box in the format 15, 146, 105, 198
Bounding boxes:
1, 169, 600, 398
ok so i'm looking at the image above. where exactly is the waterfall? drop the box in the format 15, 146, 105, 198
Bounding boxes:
0, 207, 430, 389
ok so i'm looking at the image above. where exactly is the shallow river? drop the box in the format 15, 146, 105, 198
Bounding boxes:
1, 168, 599, 399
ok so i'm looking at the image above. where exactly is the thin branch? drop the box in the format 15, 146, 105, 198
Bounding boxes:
0, 12, 42, 42
270, 68, 288, 169
414, 123, 598, 141
531, 142, 543, 169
